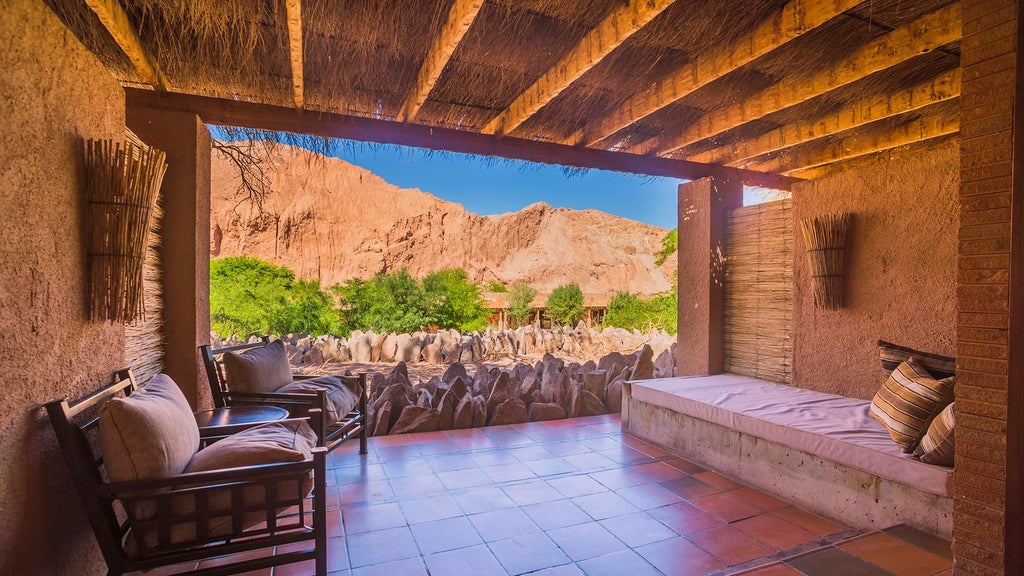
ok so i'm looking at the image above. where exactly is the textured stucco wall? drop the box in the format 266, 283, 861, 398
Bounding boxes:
0, 1, 125, 573
792, 141, 959, 399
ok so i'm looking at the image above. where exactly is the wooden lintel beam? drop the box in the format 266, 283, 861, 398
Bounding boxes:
482, 0, 677, 137
658, 2, 962, 155
690, 67, 962, 166
399, 0, 485, 122
750, 109, 960, 175
124, 88, 800, 190
85, 0, 167, 90
586, 0, 864, 146
286, 0, 304, 108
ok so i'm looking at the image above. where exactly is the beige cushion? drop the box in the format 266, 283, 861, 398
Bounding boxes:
127, 420, 318, 555
279, 375, 362, 422
99, 374, 200, 482
915, 402, 955, 466
222, 340, 293, 394
869, 358, 954, 452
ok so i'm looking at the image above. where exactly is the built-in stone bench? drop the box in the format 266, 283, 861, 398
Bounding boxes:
623, 374, 952, 538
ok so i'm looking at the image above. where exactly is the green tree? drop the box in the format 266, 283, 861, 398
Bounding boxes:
654, 228, 678, 265
507, 282, 537, 326
604, 289, 677, 333
335, 269, 431, 334
546, 282, 585, 326
423, 268, 488, 332
486, 280, 507, 293
271, 278, 342, 335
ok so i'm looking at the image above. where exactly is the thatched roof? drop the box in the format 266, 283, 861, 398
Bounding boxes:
45, 0, 961, 185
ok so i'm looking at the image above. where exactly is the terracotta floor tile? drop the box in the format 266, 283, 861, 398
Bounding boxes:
572, 491, 641, 520
693, 471, 744, 491
387, 473, 445, 497
471, 449, 520, 468
423, 544, 507, 576
337, 480, 394, 506
690, 492, 763, 522
410, 516, 483, 554
883, 524, 953, 560
489, 532, 570, 575
773, 507, 843, 537
580, 436, 625, 451
838, 532, 952, 576
659, 476, 721, 500
426, 454, 478, 473
522, 499, 593, 530
334, 464, 386, 486
346, 526, 419, 568
734, 513, 819, 551
349, 557, 429, 576
469, 507, 543, 542
729, 487, 790, 511
448, 435, 500, 451
342, 502, 406, 534
647, 501, 724, 535
662, 457, 707, 474
417, 440, 465, 456
576, 549, 663, 576
636, 536, 726, 576
599, 511, 678, 548
563, 452, 618, 472
482, 462, 538, 483
545, 440, 596, 457
615, 482, 684, 510
507, 444, 558, 462
589, 467, 649, 490
547, 521, 628, 562
503, 480, 565, 506
379, 457, 433, 478
688, 525, 775, 566
452, 486, 517, 515
548, 474, 608, 498
529, 565, 585, 576
629, 461, 689, 482
326, 536, 352, 572
399, 494, 463, 524
731, 561, 805, 575
524, 456, 580, 477
437, 467, 492, 490
196, 549, 272, 576
786, 546, 891, 576
622, 437, 671, 458
598, 446, 655, 465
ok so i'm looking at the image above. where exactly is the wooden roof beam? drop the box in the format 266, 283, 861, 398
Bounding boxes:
481, 0, 678, 137
750, 107, 960, 175
84, 0, 167, 90
658, 2, 962, 155
286, 0, 304, 108
584, 0, 865, 147
690, 67, 962, 166
125, 88, 800, 190
398, 0, 485, 122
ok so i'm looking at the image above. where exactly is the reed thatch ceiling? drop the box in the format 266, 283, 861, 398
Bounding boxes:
45, 0, 961, 187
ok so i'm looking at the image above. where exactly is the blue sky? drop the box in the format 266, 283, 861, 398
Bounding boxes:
327, 142, 681, 230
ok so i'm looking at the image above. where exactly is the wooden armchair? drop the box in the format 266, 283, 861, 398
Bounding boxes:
45, 369, 328, 576
200, 337, 368, 454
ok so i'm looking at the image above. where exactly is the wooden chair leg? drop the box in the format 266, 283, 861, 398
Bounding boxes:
314, 449, 328, 576
358, 373, 368, 455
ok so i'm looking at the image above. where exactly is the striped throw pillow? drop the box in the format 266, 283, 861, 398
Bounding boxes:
869, 358, 955, 452
878, 340, 955, 380
915, 402, 955, 466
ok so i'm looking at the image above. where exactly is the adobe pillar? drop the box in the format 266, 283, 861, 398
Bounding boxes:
126, 106, 212, 410
675, 177, 742, 376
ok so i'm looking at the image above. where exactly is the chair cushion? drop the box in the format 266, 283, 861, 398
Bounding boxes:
915, 402, 955, 466
99, 374, 200, 482
878, 340, 955, 380
278, 375, 361, 422
222, 340, 293, 394
869, 358, 954, 452
184, 419, 318, 473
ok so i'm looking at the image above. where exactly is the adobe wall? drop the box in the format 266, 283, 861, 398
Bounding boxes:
0, 1, 125, 574
791, 140, 959, 399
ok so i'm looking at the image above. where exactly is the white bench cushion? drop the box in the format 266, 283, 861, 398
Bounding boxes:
630, 374, 952, 496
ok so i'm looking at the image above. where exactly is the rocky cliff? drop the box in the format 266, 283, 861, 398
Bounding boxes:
211, 144, 676, 293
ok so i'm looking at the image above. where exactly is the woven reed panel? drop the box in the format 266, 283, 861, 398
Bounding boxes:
723, 198, 793, 384
124, 129, 165, 385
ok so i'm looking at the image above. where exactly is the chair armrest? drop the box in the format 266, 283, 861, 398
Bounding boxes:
197, 416, 310, 442
98, 456, 321, 497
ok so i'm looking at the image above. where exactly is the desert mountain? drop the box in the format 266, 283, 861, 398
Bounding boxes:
210, 144, 676, 295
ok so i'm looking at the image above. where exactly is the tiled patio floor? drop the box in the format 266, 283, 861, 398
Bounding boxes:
182, 414, 952, 576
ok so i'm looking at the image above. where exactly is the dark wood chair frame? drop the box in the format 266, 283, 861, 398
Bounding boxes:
200, 337, 368, 455
45, 369, 328, 576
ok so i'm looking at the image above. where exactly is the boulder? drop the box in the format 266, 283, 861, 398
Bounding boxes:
422, 341, 443, 363
459, 342, 475, 363
390, 406, 439, 434
370, 332, 386, 362
442, 362, 468, 384
598, 351, 630, 373
605, 377, 623, 413
471, 396, 487, 428
452, 394, 473, 429
630, 345, 655, 381
416, 388, 432, 408
579, 390, 607, 416
519, 375, 540, 398
394, 333, 415, 362
489, 398, 528, 426
350, 334, 372, 363
372, 401, 392, 436
486, 371, 513, 415
302, 346, 324, 365
528, 402, 566, 422
541, 367, 564, 405
447, 375, 469, 401
654, 348, 675, 378
379, 334, 398, 363
437, 389, 456, 429
582, 370, 606, 398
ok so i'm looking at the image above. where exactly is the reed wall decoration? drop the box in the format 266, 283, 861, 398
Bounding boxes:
800, 213, 852, 310
84, 136, 167, 324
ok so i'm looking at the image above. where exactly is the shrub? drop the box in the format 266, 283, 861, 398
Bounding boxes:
603, 290, 677, 333
546, 282, 585, 326
486, 280, 507, 293
654, 228, 677, 266
423, 268, 489, 332
507, 282, 538, 326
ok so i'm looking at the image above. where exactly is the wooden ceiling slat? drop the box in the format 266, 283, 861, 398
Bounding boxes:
585, 0, 865, 147
481, 0, 678, 137
84, 0, 167, 90
657, 2, 962, 156
286, 0, 304, 108
125, 88, 800, 189
691, 67, 962, 166
398, 0, 485, 122
753, 106, 960, 174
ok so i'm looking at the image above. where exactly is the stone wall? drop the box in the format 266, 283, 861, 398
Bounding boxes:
0, 2, 126, 574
